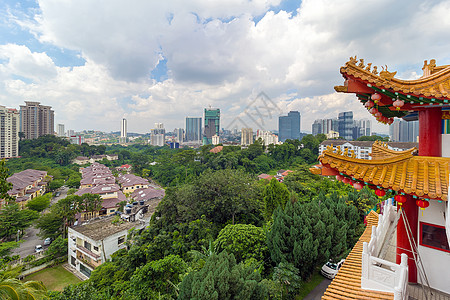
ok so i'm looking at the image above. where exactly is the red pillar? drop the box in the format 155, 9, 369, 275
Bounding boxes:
396, 194, 418, 283
419, 108, 442, 157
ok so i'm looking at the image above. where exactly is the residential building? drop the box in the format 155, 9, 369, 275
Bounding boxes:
57, 124, 65, 137
203, 108, 220, 145
185, 117, 202, 142
0, 106, 19, 159
390, 119, 419, 142
117, 174, 149, 194
75, 184, 126, 220
19, 101, 54, 139
338, 111, 353, 140
67, 129, 74, 137
6, 169, 49, 209
256, 130, 278, 146
241, 128, 253, 146
212, 134, 220, 145
174, 128, 184, 143
150, 123, 165, 146
279, 111, 301, 142
312, 118, 339, 136
120, 118, 127, 144
326, 130, 339, 139
131, 187, 165, 203
70, 135, 84, 145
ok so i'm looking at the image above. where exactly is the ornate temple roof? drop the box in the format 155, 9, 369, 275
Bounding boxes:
334, 57, 450, 119
318, 141, 450, 201
322, 211, 394, 300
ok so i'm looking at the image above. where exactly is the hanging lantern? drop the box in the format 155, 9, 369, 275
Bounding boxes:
393, 98, 405, 110
375, 111, 382, 117
394, 194, 407, 206
342, 177, 351, 185
375, 189, 386, 198
388, 118, 394, 125
416, 199, 430, 215
369, 108, 378, 115
353, 182, 363, 190
365, 101, 374, 108
336, 174, 344, 181
371, 93, 382, 103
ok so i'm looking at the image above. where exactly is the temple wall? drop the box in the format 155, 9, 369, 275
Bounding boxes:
416, 199, 450, 294
441, 134, 450, 158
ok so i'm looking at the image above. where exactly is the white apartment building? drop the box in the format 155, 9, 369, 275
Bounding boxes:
256, 130, 279, 146
57, 124, 65, 137
120, 118, 127, 144
0, 106, 19, 159
241, 128, 253, 146
212, 134, 220, 145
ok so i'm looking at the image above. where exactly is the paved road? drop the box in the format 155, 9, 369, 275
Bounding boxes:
303, 278, 331, 300
12, 186, 69, 258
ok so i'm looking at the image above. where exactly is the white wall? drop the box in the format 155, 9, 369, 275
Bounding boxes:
417, 199, 450, 294
442, 134, 450, 158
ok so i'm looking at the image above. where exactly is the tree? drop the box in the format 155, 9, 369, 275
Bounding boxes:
0, 276, 47, 300
263, 178, 290, 220
25, 194, 52, 212
356, 135, 389, 142
0, 160, 14, 203
0, 203, 39, 240
273, 262, 302, 299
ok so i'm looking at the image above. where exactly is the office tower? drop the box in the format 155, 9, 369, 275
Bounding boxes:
390, 119, 419, 142
57, 124, 65, 137
150, 123, 165, 146
0, 106, 19, 159
19, 101, 54, 139
120, 118, 127, 143
338, 111, 353, 140
203, 108, 220, 145
352, 119, 371, 140
185, 117, 202, 142
278, 111, 301, 142
174, 128, 184, 143
66, 129, 74, 137
241, 128, 253, 146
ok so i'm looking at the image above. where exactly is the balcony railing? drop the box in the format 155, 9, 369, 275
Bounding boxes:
76, 244, 100, 261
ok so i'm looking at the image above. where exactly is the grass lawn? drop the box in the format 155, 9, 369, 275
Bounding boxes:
24, 265, 81, 291
296, 270, 326, 299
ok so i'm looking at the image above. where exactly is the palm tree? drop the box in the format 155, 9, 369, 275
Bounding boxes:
0, 276, 48, 300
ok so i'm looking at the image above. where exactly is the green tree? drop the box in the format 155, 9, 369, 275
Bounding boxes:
25, 194, 52, 212
263, 178, 290, 220
0, 276, 47, 300
272, 262, 302, 299
0, 160, 14, 203
0, 204, 39, 240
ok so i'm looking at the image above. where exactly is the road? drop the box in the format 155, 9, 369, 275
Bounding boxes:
303, 278, 331, 300
11, 186, 69, 258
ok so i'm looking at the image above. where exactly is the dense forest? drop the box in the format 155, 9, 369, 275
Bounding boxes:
1, 135, 380, 299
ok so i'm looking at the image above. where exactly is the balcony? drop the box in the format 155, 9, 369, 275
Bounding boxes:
76, 244, 100, 261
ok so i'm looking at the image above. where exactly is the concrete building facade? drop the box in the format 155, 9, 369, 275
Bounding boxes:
19, 101, 54, 139
0, 106, 19, 159
241, 128, 253, 146
203, 108, 220, 145
120, 118, 127, 144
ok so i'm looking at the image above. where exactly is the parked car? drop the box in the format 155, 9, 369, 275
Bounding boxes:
321, 259, 345, 279
35, 245, 43, 252
44, 238, 52, 246
55, 192, 61, 197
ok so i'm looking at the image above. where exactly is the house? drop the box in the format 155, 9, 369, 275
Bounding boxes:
117, 174, 149, 194
257, 174, 273, 181
75, 184, 126, 220
131, 187, 165, 203
116, 164, 132, 173
6, 169, 49, 209
73, 156, 90, 165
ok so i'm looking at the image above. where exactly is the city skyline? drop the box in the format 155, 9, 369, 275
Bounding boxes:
1, 1, 450, 133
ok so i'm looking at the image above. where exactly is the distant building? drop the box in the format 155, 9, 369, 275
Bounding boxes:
212, 134, 220, 145
0, 106, 19, 159
241, 128, 253, 146
57, 124, 65, 137
19, 101, 54, 139
327, 130, 339, 139
312, 118, 339, 136
338, 111, 353, 140
203, 108, 220, 145
389, 119, 419, 142
6, 169, 48, 209
279, 111, 301, 142
174, 128, 184, 143
70, 135, 85, 145
169, 142, 180, 149
67, 129, 74, 137
185, 117, 202, 142
150, 123, 165, 146
120, 118, 127, 144
256, 130, 278, 146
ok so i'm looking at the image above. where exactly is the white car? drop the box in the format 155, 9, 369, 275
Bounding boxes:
321, 259, 345, 279
35, 245, 43, 252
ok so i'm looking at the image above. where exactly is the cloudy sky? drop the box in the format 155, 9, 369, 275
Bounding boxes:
1, 0, 450, 134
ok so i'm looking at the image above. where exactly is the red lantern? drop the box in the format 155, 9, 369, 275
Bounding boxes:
342, 177, 351, 185
375, 189, 386, 198
353, 182, 363, 190
375, 111, 382, 117
369, 108, 378, 115
371, 93, 382, 103
394, 194, 407, 206
393, 99, 405, 110
336, 174, 344, 181
365, 101, 374, 108
416, 199, 430, 215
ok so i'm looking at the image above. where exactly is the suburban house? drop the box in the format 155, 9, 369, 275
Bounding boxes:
130, 187, 165, 203
73, 154, 118, 165
6, 169, 49, 209
75, 184, 126, 220
116, 164, 132, 173
117, 174, 149, 194
79, 162, 115, 188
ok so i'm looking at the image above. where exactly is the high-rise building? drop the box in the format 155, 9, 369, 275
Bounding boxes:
19, 101, 54, 139
0, 106, 19, 159
203, 108, 220, 145
312, 118, 339, 136
57, 124, 65, 137
66, 129, 74, 137
212, 135, 220, 145
390, 119, 419, 142
150, 123, 165, 146
352, 119, 371, 140
256, 130, 278, 146
120, 118, 127, 143
174, 128, 184, 143
338, 111, 353, 140
185, 117, 202, 142
278, 111, 301, 142
241, 128, 253, 146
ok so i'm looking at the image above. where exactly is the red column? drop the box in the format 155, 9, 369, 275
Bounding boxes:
419, 108, 442, 157
396, 194, 418, 283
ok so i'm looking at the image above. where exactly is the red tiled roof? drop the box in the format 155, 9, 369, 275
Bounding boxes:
131, 187, 165, 201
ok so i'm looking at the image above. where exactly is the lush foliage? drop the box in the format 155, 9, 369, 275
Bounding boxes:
26, 193, 52, 212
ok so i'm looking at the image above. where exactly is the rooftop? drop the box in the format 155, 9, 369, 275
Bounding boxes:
70, 216, 139, 241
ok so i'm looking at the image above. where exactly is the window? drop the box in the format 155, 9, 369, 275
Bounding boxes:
420, 222, 450, 252
118, 235, 125, 245
84, 241, 91, 251
93, 246, 99, 252
71, 256, 76, 266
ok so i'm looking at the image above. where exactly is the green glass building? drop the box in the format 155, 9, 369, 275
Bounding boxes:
203, 108, 220, 145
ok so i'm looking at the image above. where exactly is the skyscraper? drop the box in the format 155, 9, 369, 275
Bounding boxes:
185, 117, 202, 142
19, 101, 54, 139
338, 111, 353, 140
203, 108, 220, 145
150, 123, 165, 146
0, 106, 19, 159
278, 111, 301, 142
312, 118, 339, 136
390, 119, 419, 142
174, 128, 184, 143
241, 128, 253, 146
120, 118, 127, 143
57, 124, 65, 137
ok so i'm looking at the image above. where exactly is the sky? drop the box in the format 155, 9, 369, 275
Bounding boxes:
1, 0, 450, 134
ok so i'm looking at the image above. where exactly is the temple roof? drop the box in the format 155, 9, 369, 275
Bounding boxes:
322, 211, 394, 300
334, 57, 450, 119
318, 142, 450, 201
